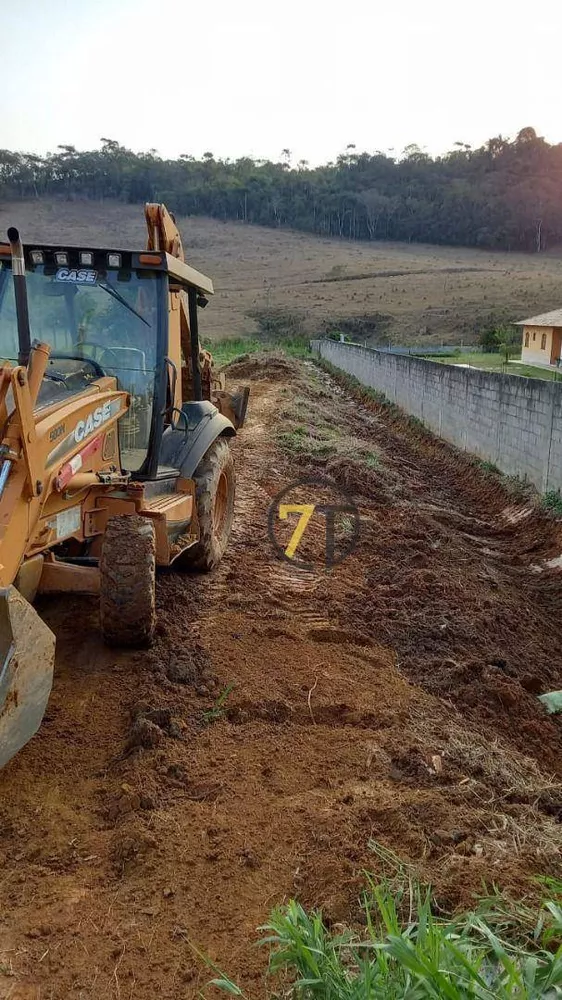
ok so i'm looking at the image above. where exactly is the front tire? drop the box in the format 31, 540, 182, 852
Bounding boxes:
100, 514, 156, 647
177, 438, 235, 572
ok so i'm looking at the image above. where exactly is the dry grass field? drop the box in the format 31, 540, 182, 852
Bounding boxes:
2, 198, 562, 344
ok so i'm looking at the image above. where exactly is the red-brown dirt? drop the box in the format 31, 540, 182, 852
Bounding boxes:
0, 356, 560, 999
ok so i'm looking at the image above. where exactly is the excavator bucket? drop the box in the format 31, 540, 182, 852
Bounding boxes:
0, 587, 55, 768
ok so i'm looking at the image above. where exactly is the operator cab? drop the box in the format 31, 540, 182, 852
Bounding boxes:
0, 243, 213, 477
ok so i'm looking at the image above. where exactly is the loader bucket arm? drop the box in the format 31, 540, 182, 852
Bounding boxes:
0, 587, 55, 768
0, 229, 56, 767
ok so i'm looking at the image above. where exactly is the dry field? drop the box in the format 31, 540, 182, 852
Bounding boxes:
2, 198, 562, 344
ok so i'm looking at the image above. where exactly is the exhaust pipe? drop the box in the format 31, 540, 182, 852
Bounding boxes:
187, 286, 203, 401
7, 227, 31, 366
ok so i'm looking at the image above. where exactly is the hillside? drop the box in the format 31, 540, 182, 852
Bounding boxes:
2, 198, 562, 344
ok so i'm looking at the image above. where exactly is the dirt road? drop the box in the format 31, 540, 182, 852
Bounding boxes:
0, 356, 561, 999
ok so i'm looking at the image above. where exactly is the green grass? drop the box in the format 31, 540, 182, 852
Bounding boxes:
208, 854, 562, 999
202, 336, 261, 366
541, 490, 562, 515
282, 336, 313, 358
431, 352, 562, 382
277, 425, 338, 459
473, 458, 501, 476
201, 683, 234, 725
509, 364, 562, 381
203, 334, 311, 366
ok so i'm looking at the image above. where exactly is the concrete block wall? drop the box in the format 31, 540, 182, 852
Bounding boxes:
312, 339, 562, 493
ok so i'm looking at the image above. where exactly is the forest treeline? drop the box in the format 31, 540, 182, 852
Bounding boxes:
1, 128, 560, 252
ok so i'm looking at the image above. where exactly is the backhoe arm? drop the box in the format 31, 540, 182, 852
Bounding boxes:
144, 203, 185, 259
144, 203, 248, 427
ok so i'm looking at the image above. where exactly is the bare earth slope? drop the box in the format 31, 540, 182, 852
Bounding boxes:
2, 199, 562, 343
0, 355, 560, 999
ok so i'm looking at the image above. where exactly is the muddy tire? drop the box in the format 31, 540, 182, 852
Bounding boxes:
176, 438, 235, 572
100, 515, 156, 647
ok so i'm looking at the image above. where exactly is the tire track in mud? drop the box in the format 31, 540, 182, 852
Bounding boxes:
0, 356, 560, 1000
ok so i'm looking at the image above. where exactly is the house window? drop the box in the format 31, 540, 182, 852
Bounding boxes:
533, 332, 536, 341
525, 331, 529, 347
541, 333, 547, 350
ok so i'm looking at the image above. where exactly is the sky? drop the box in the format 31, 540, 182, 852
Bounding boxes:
2, 0, 561, 165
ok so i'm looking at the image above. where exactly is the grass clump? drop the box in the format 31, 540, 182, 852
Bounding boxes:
431, 352, 562, 383
541, 490, 562, 515
281, 335, 312, 358
277, 424, 338, 459
473, 458, 500, 476
203, 336, 262, 366
205, 333, 311, 366
202, 683, 234, 725
259, 882, 562, 1000
210, 854, 562, 999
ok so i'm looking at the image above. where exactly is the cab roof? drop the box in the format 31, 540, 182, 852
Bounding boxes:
0, 242, 214, 296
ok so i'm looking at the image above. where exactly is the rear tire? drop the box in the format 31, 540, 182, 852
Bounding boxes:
100, 515, 156, 647
176, 438, 235, 572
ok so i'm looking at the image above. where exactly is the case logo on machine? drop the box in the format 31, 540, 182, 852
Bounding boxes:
74, 402, 112, 443
55, 267, 97, 284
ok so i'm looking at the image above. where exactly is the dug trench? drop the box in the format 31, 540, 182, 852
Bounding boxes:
0, 353, 561, 999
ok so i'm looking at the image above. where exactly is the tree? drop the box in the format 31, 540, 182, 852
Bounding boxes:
496, 325, 520, 364
479, 327, 501, 353
2, 128, 562, 255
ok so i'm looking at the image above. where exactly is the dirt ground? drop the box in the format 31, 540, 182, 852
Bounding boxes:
0, 354, 561, 999
3, 199, 562, 343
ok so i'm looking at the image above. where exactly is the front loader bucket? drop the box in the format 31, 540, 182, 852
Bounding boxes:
0, 586, 55, 768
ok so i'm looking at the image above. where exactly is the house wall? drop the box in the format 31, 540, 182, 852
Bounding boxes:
521, 325, 553, 364
312, 339, 562, 493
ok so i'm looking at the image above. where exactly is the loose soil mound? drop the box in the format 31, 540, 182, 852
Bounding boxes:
223, 351, 299, 381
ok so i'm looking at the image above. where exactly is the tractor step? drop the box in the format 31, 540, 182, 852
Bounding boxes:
143, 491, 192, 517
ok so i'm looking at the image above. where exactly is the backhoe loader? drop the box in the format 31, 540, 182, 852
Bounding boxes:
0, 204, 249, 768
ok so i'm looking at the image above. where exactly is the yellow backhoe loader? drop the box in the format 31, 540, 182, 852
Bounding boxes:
0, 204, 249, 767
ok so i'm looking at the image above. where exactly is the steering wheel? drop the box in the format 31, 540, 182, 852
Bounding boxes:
74, 341, 123, 370
49, 353, 106, 379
